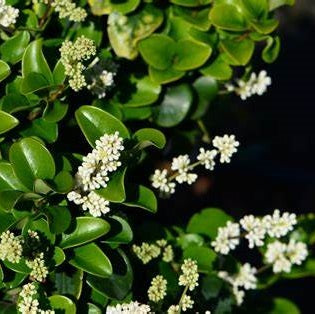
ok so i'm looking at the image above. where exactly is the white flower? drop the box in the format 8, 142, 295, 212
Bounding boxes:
263, 209, 297, 238
197, 148, 217, 170
81, 191, 110, 217
235, 79, 253, 100
240, 215, 266, 248
178, 259, 199, 291
167, 305, 180, 314
106, 301, 150, 313
234, 263, 257, 290
52, 0, 87, 22
211, 221, 240, 254
175, 172, 198, 184
286, 239, 308, 265
0, 230, 23, 263
0, 1, 19, 27
252, 70, 272, 95
28, 230, 40, 240
26, 253, 48, 282
171, 155, 190, 173
212, 135, 239, 163
151, 169, 176, 195
265, 241, 292, 273
233, 286, 245, 306
148, 275, 167, 302
181, 294, 194, 311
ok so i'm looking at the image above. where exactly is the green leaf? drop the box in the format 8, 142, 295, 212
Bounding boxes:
201, 275, 223, 300
69, 243, 113, 278
149, 66, 185, 85
4, 258, 30, 274
177, 233, 204, 250
241, 0, 268, 19
139, 35, 176, 70
0, 190, 24, 212
173, 39, 212, 71
9, 137, 56, 190
191, 76, 218, 120
96, 167, 126, 203
53, 247, 66, 266
115, 75, 161, 107
0, 31, 30, 64
54, 269, 83, 300
43, 101, 68, 123
209, 4, 249, 31
60, 217, 111, 249
22, 40, 53, 84
0, 211, 15, 233
24, 217, 56, 243
108, 5, 163, 60
200, 55, 233, 80
49, 171, 74, 194
170, 0, 211, 6
251, 18, 279, 34
75, 106, 130, 147
153, 84, 193, 127
49, 295, 76, 314
88, 0, 140, 15
262, 36, 280, 63
86, 250, 133, 300
52, 60, 66, 85
20, 72, 51, 94
133, 128, 166, 149
1, 93, 35, 114
124, 185, 157, 213
45, 206, 72, 234
0, 110, 19, 135
88, 303, 102, 314
103, 215, 133, 245
268, 0, 295, 11
187, 208, 233, 239
269, 298, 300, 314
183, 246, 216, 272
0, 60, 10, 82
0, 162, 28, 192
220, 38, 255, 66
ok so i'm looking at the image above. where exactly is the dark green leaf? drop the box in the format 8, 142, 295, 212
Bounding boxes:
46, 206, 72, 234
0, 60, 10, 82
49, 295, 76, 314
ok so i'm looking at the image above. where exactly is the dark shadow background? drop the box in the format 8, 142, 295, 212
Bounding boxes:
143, 4, 315, 314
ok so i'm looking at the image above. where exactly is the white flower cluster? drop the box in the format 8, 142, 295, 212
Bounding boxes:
18, 283, 55, 314
67, 132, 124, 217
212, 209, 298, 255
265, 239, 308, 273
226, 70, 271, 100
87, 69, 116, 99
0, 230, 23, 264
106, 301, 150, 314
60, 36, 96, 91
26, 252, 49, 282
151, 135, 239, 196
148, 275, 167, 302
133, 239, 174, 264
52, 0, 87, 22
0, 0, 19, 27
219, 263, 257, 306
179, 258, 199, 291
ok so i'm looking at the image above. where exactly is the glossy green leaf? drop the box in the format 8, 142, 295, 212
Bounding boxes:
49, 171, 74, 193
122, 106, 152, 121
43, 101, 68, 123
4, 258, 30, 274
220, 38, 255, 66
46, 206, 72, 234
86, 250, 133, 300
52, 60, 66, 85
269, 0, 295, 11
9, 138, 56, 190
262, 36, 280, 63
170, 0, 211, 6
251, 18, 279, 34
0, 162, 29, 192
88, 0, 140, 15
22, 40, 53, 83
20, 72, 51, 94
75, 106, 130, 147
270, 298, 300, 314
60, 217, 111, 249
183, 246, 216, 272
103, 215, 133, 245
1, 93, 35, 114
124, 185, 157, 213
0, 190, 24, 212
54, 269, 83, 300
133, 128, 166, 149
200, 55, 233, 80
0, 211, 15, 233
0, 31, 30, 64
69, 243, 113, 278
96, 167, 126, 203
0, 111, 19, 135
241, 0, 268, 19
209, 4, 249, 31
153, 84, 193, 127
53, 247, 66, 266
88, 303, 102, 314
49, 295, 76, 314
24, 217, 56, 243
191, 76, 218, 120
0, 60, 10, 82
187, 208, 233, 239
149, 66, 185, 85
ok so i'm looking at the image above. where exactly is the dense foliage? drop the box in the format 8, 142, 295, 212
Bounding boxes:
1, 0, 313, 313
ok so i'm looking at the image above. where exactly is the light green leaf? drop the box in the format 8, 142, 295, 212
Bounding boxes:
170, 0, 211, 7
88, 0, 140, 15
149, 66, 185, 85
0, 60, 10, 82
200, 55, 233, 80
270, 298, 300, 314
133, 128, 166, 149
49, 295, 76, 314
183, 246, 216, 272
60, 217, 111, 249
262, 36, 280, 63
268, 0, 295, 11
0, 110, 19, 135
9, 138, 56, 190
0, 162, 28, 192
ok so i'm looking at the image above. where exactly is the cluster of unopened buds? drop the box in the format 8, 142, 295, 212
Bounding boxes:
67, 131, 125, 217
151, 135, 239, 196
212, 209, 308, 305
51, 0, 87, 22
0, 0, 19, 27
225, 70, 272, 100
